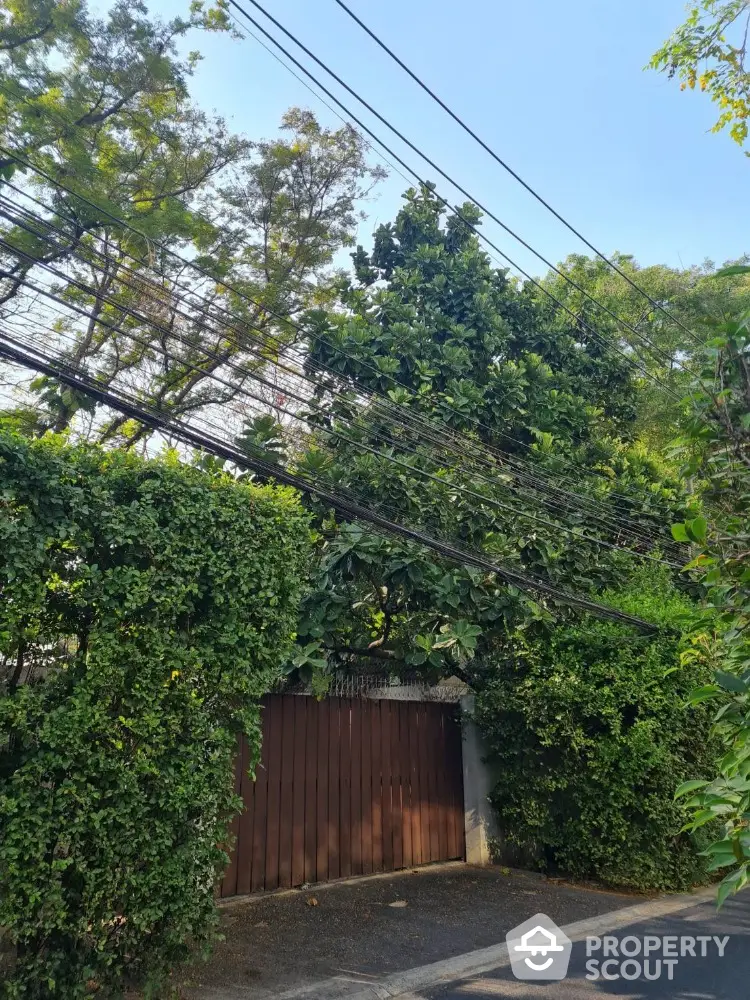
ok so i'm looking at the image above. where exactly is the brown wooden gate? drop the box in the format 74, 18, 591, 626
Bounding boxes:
221, 695, 465, 897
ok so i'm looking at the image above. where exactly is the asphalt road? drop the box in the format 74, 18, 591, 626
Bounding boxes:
422, 891, 750, 1000
183, 865, 637, 999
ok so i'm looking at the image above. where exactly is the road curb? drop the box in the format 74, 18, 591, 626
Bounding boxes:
342, 885, 718, 999
199, 884, 718, 1000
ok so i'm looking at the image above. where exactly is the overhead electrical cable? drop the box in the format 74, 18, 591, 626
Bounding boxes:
0, 58, 686, 518
0, 186, 679, 552
228, 0, 695, 376
0, 325, 663, 633
0, 52, 692, 540
0, 86, 681, 396
0, 186, 676, 545
331, 0, 707, 351
0, 156, 680, 534
70, 4, 672, 393
0, 316, 454, 535
0, 224, 679, 565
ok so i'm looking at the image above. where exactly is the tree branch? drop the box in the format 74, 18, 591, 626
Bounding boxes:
323, 644, 397, 661
74, 89, 139, 128
0, 22, 53, 51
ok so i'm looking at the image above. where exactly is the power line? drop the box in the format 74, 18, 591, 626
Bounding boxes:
0, 40, 684, 616
0, 326, 662, 632
0, 184, 679, 551
200, 13, 677, 393
0, 31, 692, 537
0, 152, 682, 533
229, 0, 695, 377
0, 64, 688, 532
0, 215, 679, 563
0, 81, 679, 396
0, 82, 688, 523
1, 313, 455, 536
331, 0, 706, 351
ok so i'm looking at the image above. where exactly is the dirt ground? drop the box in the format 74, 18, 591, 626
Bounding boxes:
169, 862, 640, 999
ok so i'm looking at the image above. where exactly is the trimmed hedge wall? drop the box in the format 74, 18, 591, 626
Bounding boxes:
0, 433, 310, 998
475, 574, 718, 892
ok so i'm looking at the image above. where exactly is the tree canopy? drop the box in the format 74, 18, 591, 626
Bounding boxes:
0, 1, 383, 439
650, 1, 750, 150
540, 252, 750, 450
250, 186, 688, 687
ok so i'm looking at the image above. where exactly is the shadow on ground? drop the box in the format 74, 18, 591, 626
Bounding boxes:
172, 863, 638, 999
423, 891, 750, 1000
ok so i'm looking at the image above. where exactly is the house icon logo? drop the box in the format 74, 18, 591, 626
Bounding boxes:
506, 913, 572, 980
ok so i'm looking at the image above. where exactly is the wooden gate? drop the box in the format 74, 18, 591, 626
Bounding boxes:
221, 694, 465, 897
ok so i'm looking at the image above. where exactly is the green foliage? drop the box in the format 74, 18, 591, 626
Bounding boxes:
649, 1, 750, 150
0, 3, 383, 438
474, 573, 717, 892
0, 431, 310, 998
667, 269, 750, 905
0, 0, 244, 225
236, 413, 287, 465
540, 252, 750, 452
289, 186, 687, 681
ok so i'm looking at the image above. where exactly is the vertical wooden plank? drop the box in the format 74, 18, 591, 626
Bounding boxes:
277, 695, 296, 889
381, 700, 394, 871
360, 699, 373, 875
349, 700, 363, 875
451, 710, 466, 859
327, 699, 341, 880
380, 701, 393, 872
417, 702, 432, 862
390, 701, 403, 870
236, 729, 257, 896
370, 700, 384, 871
316, 699, 330, 882
291, 697, 307, 887
264, 696, 284, 891
339, 699, 352, 878
399, 702, 413, 868
237, 734, 257, 894
304, 698, 318, 884
444, 709, 458, 861
435, 707, 449, 862
409, 702, 423, 866
221, 733, 244, 897
427, 706, 441, 862
250, 701, 271, 892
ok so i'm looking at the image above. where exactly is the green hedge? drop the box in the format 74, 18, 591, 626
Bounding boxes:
474, 573, 717, 892
0, 433, 310, 998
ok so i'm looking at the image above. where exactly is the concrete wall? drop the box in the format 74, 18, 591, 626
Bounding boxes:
460, 694, 499, 865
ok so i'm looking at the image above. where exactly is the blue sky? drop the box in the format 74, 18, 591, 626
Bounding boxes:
144, 0, 747, 278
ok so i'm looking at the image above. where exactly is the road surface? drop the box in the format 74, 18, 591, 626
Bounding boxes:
422, 891, 750, 999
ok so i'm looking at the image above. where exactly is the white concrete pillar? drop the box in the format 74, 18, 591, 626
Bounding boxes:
461, 694, 499, 865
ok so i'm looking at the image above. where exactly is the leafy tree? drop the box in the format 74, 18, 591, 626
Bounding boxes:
650, 1, 750, 150
0, 0, 243, 424
274, 186, 687, 685
669, 265, 750, 905
0, 3, 383, 437
475, 571, 718, 892
540, 252, 750, 450
0, 0, 242, 274
0, 431, 310, 998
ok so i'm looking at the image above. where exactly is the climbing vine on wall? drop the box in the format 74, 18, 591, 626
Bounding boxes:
0, 432, 310, 998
